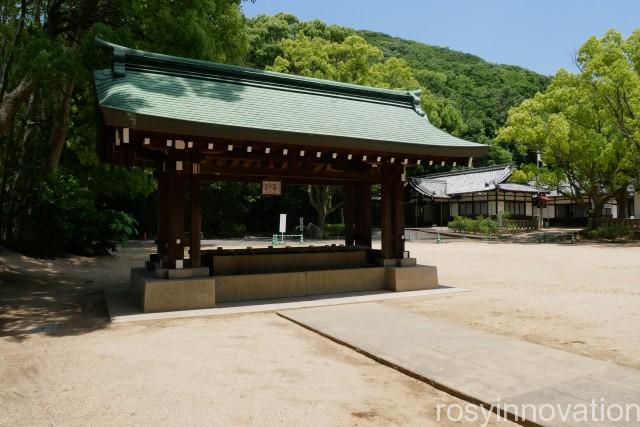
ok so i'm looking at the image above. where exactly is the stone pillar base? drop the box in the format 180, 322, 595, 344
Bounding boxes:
130, 268, 215, 313
385, 265, 439, 291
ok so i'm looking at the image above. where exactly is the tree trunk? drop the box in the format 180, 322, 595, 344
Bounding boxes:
589, 199, 605, 228
0, 75, 33, 138
0, 121, 14, 241
306, 185, 343, 234
614, 188, 628, 219
317, 206, 327, 231
45, 82, 74, 173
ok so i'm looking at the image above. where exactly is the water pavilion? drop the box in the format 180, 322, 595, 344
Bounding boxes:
93, 39, 487, 312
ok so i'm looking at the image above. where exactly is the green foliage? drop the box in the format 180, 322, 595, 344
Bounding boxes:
245, 13, 353, 69
267, 33, 419, 89
577, 30, 640, 153
508, 164, 562, 188
447, 216, 470, 233
0, 0, 248, 255
18, 171, 137, 256
477, 216, 499, 236
498, 30, 640, 220
324, 223, 345, 237
359, 30, 550, 141
246, 14, 550, 147
447, 215, 498, 236
509, 169, 530, 184
587, 224, 632, 240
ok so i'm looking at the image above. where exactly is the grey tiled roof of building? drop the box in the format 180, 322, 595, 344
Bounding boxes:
410, 164, 545, 198
498, 183, 544, 193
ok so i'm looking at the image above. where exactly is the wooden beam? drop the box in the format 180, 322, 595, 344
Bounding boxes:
200, 162, 381, 183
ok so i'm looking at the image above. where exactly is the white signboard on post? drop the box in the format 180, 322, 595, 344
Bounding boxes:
262, 180, 282, 196
279, 214, 287, 233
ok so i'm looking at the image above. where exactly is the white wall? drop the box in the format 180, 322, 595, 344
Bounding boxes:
635, 194, 640, 219
488, 200, 497, 216
450, 203, 458, 217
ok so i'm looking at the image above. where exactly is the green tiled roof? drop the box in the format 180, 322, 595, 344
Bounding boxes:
93, 39, 486, 158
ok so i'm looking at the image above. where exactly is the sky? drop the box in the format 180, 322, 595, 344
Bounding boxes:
242, 0, 640, 76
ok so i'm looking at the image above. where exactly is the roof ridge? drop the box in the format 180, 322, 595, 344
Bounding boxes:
95, 38, 423, 110
411, 163, 514, 180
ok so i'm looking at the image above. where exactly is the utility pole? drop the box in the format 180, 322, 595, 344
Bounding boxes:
536, 151, 543, 230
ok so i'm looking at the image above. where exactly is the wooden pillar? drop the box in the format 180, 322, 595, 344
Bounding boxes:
392, 170, 405, 257
156, 170, 168, 261
190, 174, 201, 268
354, 183, 372, 247
165, 157, 185, 269
344, 183, 356, 246
381, 163, 405, 259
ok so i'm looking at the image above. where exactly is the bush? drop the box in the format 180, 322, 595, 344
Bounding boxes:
587, 224, 632, 240
220, 221, 247, 238
477, 216, 499, 236
448, 216, 468, 233
324, 223, 345, 237
447, 215, 498, 237
17, 172, 137, 256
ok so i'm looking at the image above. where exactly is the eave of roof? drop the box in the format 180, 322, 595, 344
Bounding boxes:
93, 39, 487, 158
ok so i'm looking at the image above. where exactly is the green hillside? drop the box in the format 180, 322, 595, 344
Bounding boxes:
246, 14, 550, 148
360, 30, 551, 141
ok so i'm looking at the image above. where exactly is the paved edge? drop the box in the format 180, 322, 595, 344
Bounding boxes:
105, 287, 469, 324
277, 309, 540, 427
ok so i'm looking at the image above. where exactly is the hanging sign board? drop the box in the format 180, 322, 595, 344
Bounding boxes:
262, 180, 282, 196
279, 214, 287, 233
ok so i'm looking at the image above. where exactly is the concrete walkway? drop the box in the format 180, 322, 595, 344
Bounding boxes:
279, 303, 640, 427
105, 286, 467, 323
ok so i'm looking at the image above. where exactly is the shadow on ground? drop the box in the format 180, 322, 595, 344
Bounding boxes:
0, 250, 115, 342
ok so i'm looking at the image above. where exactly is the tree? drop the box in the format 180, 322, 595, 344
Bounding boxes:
306, 185, 342, 231
267, 33, 420, 230
0, 0, 248, 252
577, 30, 640, 153
245, 13, 352, 69
498, 66, 637, 222
575, 29, 640, 217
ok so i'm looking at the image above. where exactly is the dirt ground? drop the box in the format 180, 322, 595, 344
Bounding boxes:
387, 240, 640, 369
0, 241, 512, 426
2, 238, 639, 425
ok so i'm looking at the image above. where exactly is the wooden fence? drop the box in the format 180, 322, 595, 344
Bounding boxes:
502, 219, 536, 231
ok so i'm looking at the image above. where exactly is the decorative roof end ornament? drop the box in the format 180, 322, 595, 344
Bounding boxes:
408, 89, 426, 117
112, 49, 126, 77
95, 38, 126, 77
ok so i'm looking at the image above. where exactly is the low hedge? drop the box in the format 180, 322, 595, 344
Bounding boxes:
447, 215, 499, 237
324, 223, 345, 237
586, 224, 632, 240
